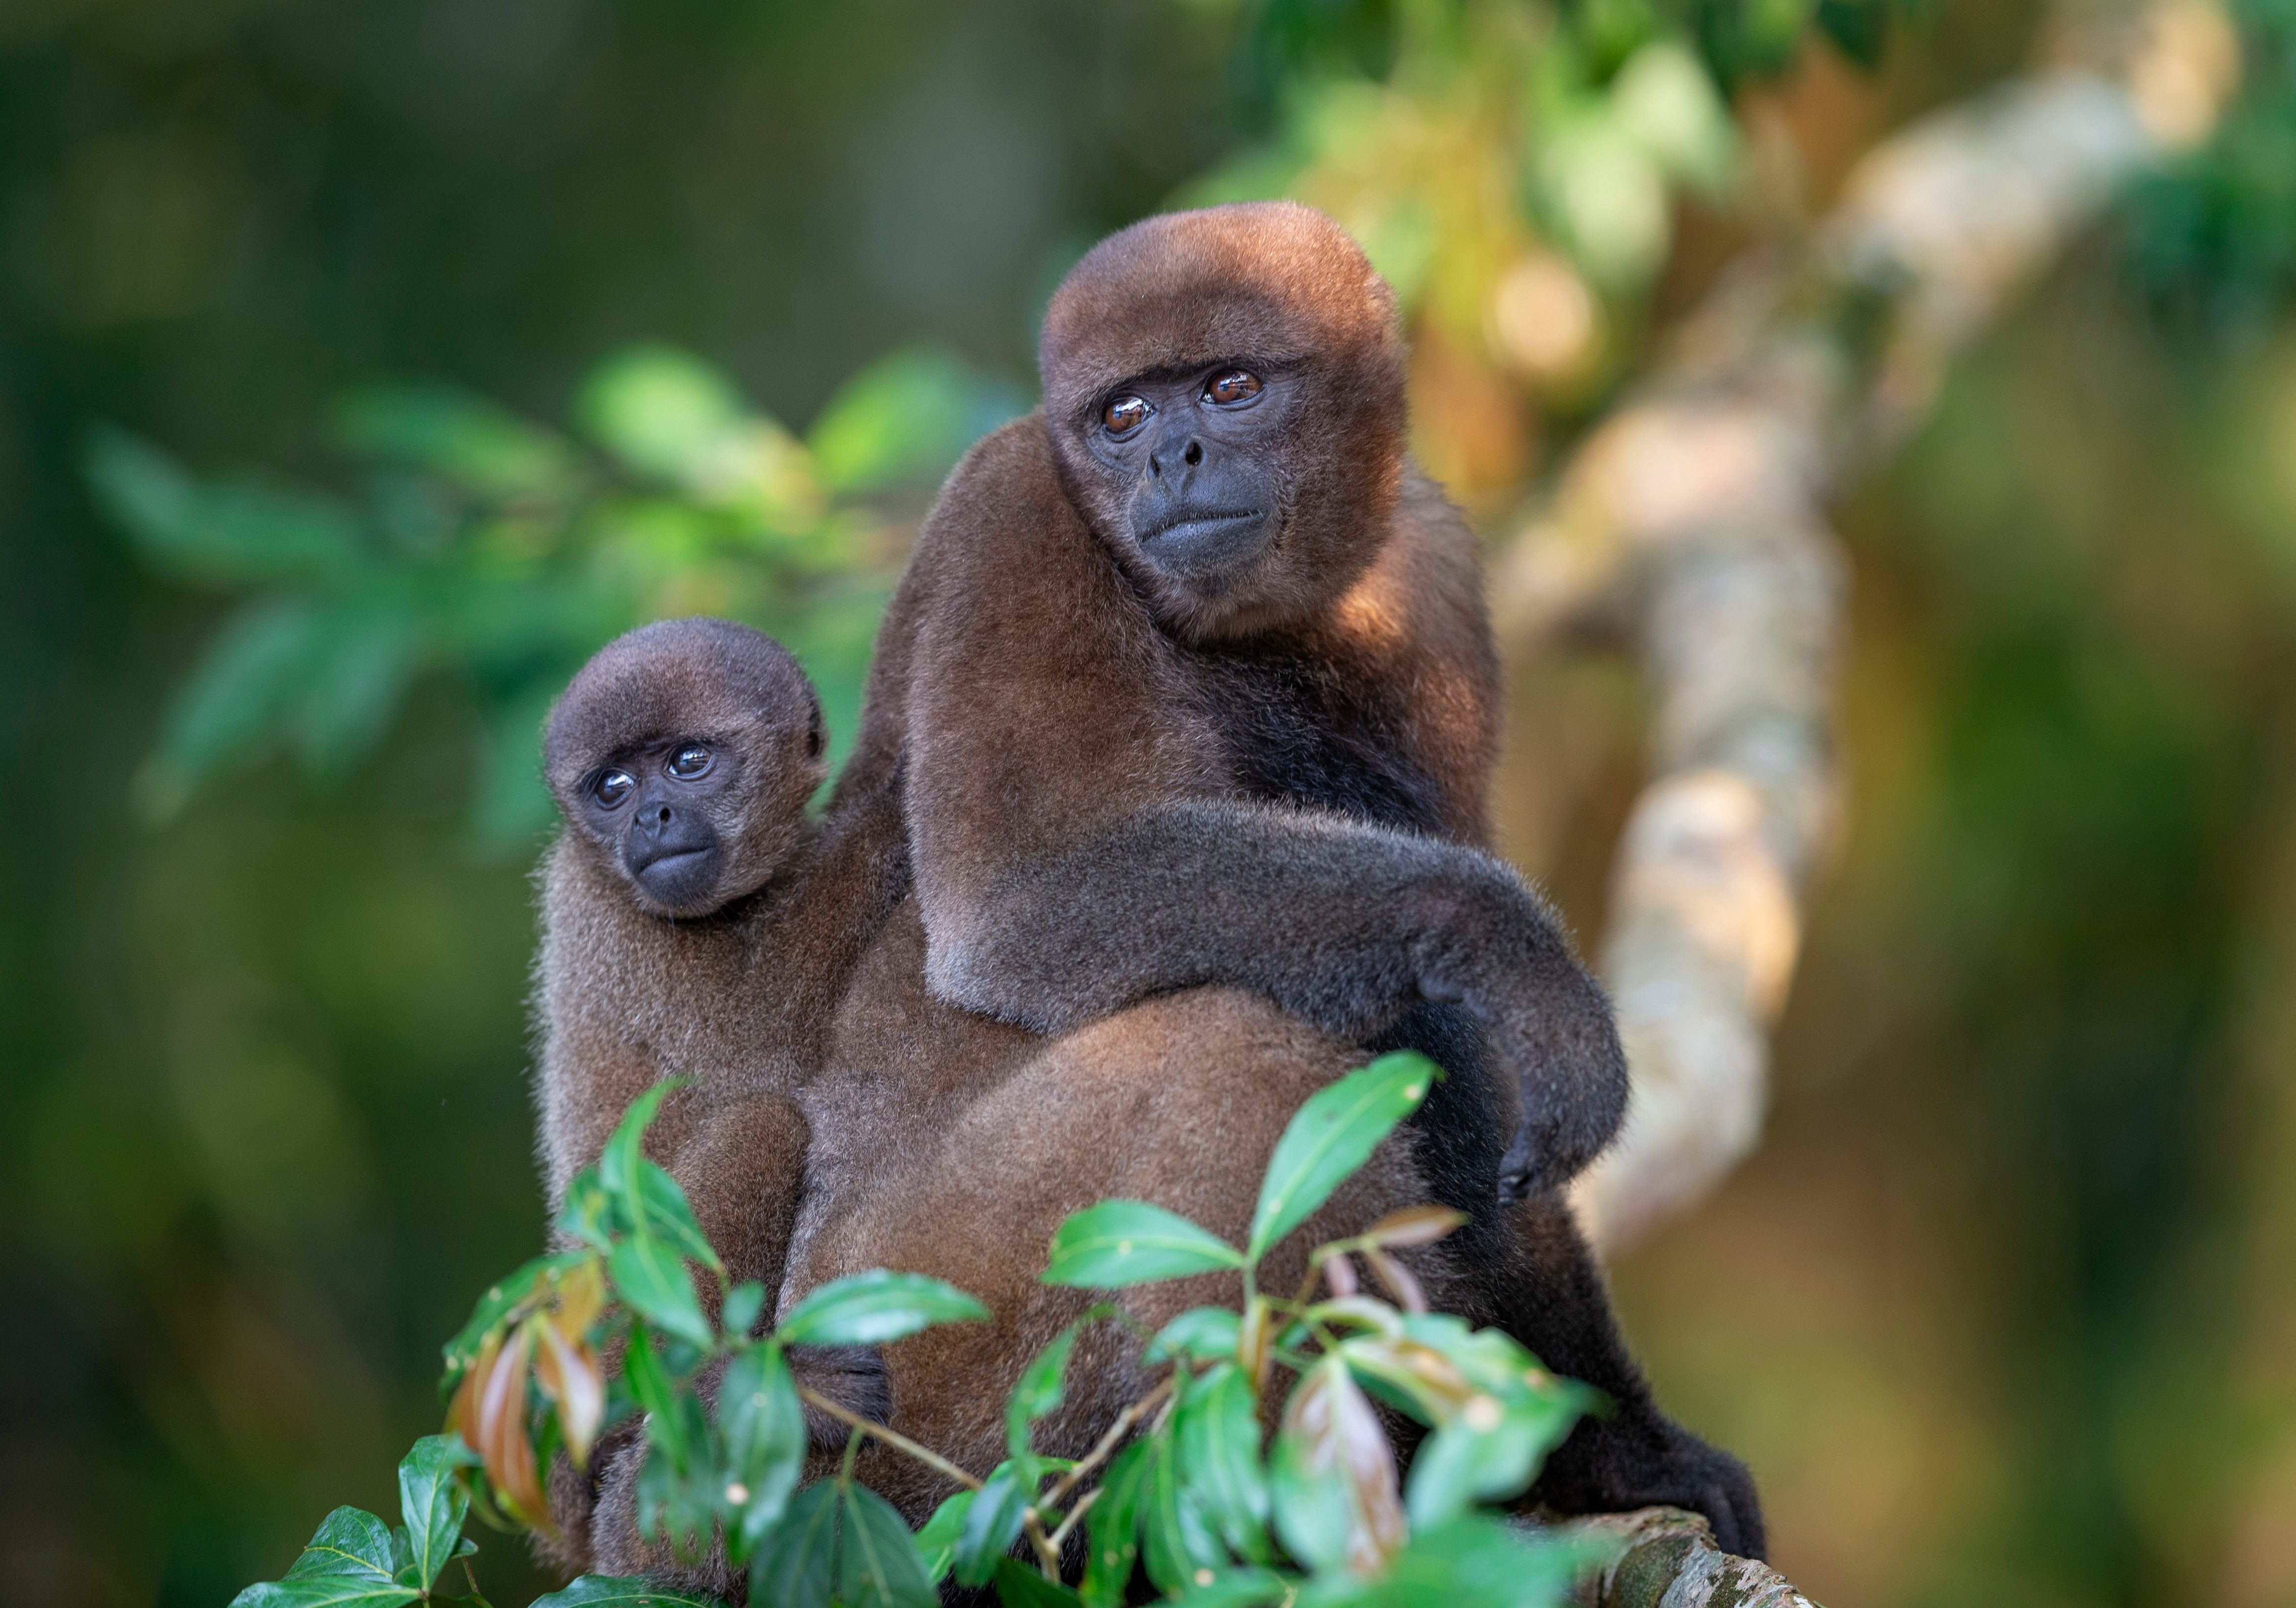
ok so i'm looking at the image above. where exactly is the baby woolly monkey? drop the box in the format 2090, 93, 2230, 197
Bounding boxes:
534, 614, 905, 1343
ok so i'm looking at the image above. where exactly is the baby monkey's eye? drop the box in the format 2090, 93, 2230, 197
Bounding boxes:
1204, 369, 1262, 406
1102, 395, 1150, 436
666, 744, 714, 780
594, 770, 635, 808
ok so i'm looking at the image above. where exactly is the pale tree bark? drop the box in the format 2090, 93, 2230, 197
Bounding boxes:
1502, 0, 2241, 1254
1544, 1507, 1818, 1607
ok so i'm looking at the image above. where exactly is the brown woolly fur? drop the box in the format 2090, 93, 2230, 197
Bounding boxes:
1039, 201, 1407, 641
805, 200, 1762, 1565
530, 621, 908, 1576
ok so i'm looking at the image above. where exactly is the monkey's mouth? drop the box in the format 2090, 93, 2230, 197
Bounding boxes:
1141, 508, 1264, 545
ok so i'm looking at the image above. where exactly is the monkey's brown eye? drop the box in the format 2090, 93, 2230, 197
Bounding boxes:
1204, 369, 1262, 405
1102, 395, 1150, 436
594, 770, 635, 808
667, 744, 713, 780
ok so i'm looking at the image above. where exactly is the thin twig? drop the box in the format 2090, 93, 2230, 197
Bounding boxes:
1022, 1509, 1062, 1577
798, 1386, 983, 1492
1045, 1486, 1100, 1553
1045, 1375, 1173, 1506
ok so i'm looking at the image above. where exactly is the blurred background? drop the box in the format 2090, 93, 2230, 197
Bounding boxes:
3, 1, 2293, 1605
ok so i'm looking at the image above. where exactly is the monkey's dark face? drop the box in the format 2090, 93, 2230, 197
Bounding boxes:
581, 738, 743, 913
1084, 363, 1290, 587
544, 617, 830, 921
1039, 202, 1409, 643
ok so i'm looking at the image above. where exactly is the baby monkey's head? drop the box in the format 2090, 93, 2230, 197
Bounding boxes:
545, 618, 827, 918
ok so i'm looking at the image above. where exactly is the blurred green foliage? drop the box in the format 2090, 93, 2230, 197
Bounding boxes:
11, 2, 2296, 1608
85, 342, 1019, 847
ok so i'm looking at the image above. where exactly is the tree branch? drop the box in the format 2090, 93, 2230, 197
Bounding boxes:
1497, 1, 2237, 1252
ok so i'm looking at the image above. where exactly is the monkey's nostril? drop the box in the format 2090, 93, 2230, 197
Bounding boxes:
1183, 440, 1202, 467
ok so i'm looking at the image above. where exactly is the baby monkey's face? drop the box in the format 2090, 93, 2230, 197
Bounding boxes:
581, 734, 745, 915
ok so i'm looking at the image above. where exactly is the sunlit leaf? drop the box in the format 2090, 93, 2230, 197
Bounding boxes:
1042, 1201, 1246, 1289
840, 1481, 937, 1608
580, 345, 747, 483
806, 345, 1025, 495
775, 1270, 991, 1348
953, 1461, 1031, 1588
529, 1577, 729, 1608
395, 1436, 478, 1591
1145, 1306, 1243, 1365
1356, 1206, 1467, 1252
1166, 1568, 1291, 1608
1248, 1054, 1438, 1263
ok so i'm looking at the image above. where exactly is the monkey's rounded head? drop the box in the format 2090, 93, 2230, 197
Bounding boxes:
1039, 201, 1408, 642
543, 618, 828, 919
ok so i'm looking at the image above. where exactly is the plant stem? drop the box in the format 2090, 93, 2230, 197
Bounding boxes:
1023, 1508, 1062, 1578
797, 1386, 984, 1492
1045, 1486, 1099, 1553
839, 1423, 863, 1484
1045, 1376, 1173, 1506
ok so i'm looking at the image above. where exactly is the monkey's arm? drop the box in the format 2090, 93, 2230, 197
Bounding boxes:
923, 798, 1627, 1191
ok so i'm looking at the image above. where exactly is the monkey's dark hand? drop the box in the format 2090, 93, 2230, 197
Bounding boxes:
1404, 875, 1629, 1198
1534, 1412, 1767, 1561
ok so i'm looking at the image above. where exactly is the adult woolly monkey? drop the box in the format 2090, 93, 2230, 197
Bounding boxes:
532, 617, 908, 1576
814, 202, 1763, 1556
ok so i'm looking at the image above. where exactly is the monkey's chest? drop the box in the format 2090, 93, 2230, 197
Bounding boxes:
1194, 653, 1447, 835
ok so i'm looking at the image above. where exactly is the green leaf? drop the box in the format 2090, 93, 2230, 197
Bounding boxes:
1270, 1357, 1404, 1578
1142, 1413, 1225, 1597
440, 1250, 587, 1377
991, 1556, 1083, 1608
839, 1481, 937, 1608
467, 676, 567, 853
289, 604, 418, 780
1006, 1325, 1078, 1460
954, 1461, 1031, 1588
608, 1231, 714, 1351
1366, 1515, 1580, 1608
1248, 1054, 1438, 1263
1079, 1438, 1150, 1608
138, 596, 328, 816
635, 1161, 724, 1276
580, 345, 748, 482
334, 384, 579, 502
806, 345, 1024, 495
1176, 1363, 1272, 1565
229, 1507, 425, 1608
1168, 1568, 1292, 1608
396, 1436, 478, 1591
719, 1342, 807, 1561
88, 427, 362, 586
775, 1270, 991, 1348
915, 1489, 975, 1585
1146, 1307, 1243, 1365
529, 1578, 730, 1608
599, 1082, 677, 1213
1042, 1201, 1246, 1289
751, 1482, 840, 1608
721, 1281, 767, 1342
